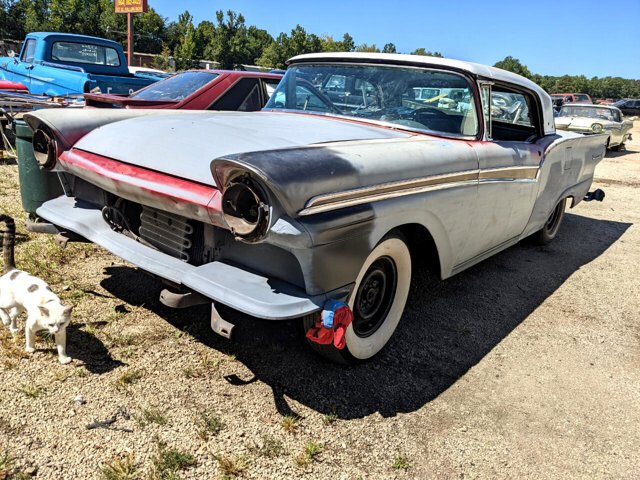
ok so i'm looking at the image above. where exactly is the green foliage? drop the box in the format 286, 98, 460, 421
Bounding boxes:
494, 56, 532, 79
495, 56, 640, 99
411, 47, 443, 57
382, 42, 397, 54
355, 43, 381, 53
2, 0, 638, 97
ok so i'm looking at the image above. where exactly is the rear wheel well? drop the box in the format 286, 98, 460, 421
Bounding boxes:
395, 223, 441, 278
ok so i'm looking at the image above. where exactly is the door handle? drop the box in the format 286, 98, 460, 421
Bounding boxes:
26, 64, 35, 70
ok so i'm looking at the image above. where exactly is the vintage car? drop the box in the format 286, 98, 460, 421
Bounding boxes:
555, 103, 633, 151
0, 32, 158, 96
613, 99, 640, 116
84, 70, 282, 110
24, 53, 607, 363
550, 93, 593, 105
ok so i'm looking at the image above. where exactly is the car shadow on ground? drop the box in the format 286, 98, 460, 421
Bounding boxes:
100, 212, 631, 419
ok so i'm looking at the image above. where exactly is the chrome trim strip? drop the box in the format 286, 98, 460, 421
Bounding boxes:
299, 165, 539, 216
304, 169, 479, 209
299, 180, 478, 216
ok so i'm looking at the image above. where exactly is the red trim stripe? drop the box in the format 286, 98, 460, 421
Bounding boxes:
59, 149, 223, 223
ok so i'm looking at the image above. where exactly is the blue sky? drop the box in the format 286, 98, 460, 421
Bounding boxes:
150, 0, 640, 79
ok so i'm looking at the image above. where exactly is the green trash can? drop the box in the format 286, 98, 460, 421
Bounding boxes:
13, 119, 64, 216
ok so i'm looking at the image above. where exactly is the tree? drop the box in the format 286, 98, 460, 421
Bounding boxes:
355, 43, 380, 53
210, 10, 249, 69
493, 56, 532, 79
173, 11, 198, 70
382, 42, 396, 54
245, 26, 273, 65
257, 32, 289, 69
411, 47, 443, 57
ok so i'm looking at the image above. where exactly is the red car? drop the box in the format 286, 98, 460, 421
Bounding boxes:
0, 80, 29, 93
84, 70, 282, 110
550, 93, 593, 104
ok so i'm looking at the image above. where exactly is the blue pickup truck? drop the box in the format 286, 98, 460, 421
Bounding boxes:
0, 32, 159, 96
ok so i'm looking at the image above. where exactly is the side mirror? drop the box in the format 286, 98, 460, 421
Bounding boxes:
7, 50, 16, 57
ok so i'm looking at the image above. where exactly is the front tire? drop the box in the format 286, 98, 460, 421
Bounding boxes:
303, 232, 412, 363
533, 198, 566, 245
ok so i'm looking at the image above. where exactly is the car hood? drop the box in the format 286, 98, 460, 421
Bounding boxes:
72, 111, 411, 185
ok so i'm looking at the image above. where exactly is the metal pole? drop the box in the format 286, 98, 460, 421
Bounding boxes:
127, 12, 134, 66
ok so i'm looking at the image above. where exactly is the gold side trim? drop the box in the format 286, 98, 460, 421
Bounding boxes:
305, 169, 480, 209
299, 165, 539, 216
479, 166, 539, 180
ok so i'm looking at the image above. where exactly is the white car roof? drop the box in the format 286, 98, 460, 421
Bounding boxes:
289, 52, 555, 135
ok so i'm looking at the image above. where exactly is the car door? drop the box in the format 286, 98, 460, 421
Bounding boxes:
464, 83, 541, 260
9, 38, 36, 90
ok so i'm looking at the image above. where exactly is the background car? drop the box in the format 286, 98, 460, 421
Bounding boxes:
551, 93, 593, 104
613, 99, 640, 116
84, 70, 282, 110
555, 103, 633, 151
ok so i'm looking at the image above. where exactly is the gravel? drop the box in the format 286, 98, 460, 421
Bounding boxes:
1, 122, 639, 479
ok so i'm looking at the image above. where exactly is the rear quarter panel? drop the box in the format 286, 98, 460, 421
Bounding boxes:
522, 131, 606, 237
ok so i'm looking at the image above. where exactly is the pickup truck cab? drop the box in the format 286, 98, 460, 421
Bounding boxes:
0, 32, 158, 97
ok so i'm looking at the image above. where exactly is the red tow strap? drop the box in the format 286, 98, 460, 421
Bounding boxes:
305, 300, 354, 350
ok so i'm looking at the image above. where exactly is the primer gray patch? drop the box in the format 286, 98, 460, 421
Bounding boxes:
9, 270, 22, 280
27, 284, 39, 293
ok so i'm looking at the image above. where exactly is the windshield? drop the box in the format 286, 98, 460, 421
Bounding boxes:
131, 71, 218, 101
559, 106, 619, 121
264, 64, 479, 137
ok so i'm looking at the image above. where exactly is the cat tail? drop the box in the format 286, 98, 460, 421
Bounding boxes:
0, 214, 16, 273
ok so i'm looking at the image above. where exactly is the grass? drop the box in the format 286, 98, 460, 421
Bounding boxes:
280, 415, 299, 434
215, 454, 246, 479
18, 383, 45, 398
99, 454, 140, 480
392, 455, 411, 470
0, 449, 15, 478
150, 439, 196, 479
197, 413, 224, 440
255, 435, 284, 458
322, 411, 338, 425
115, 369, 143, 388
294, 441, 323, 467
136, 407, 170, 427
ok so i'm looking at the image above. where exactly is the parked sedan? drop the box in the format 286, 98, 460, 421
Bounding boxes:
26, 53, 606, 363
613, 99, 640, 116
555, 103, 633, 151
84, 70, 282, 110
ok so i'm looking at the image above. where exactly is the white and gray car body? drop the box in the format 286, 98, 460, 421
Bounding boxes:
24, 53, 607, 360
554, 103, 633, 150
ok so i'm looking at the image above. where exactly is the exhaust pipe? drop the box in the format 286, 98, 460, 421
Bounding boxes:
584, 189, 605, 202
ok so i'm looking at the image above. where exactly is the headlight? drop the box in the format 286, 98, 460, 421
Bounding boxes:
591, 123, 603, 133
32, 128, 58, 169
221, 176, 269, 241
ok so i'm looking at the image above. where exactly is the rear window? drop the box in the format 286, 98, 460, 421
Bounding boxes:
575, 94, 591, 102
52, 41, 121, 66
131, 71, 218, 101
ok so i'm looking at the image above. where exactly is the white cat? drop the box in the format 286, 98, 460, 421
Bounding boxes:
0, 214, 74, 364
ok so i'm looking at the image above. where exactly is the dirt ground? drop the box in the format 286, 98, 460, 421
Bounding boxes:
0, 122, 639, 480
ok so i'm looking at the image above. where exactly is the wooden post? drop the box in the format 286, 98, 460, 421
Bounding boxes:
127, 12, 134, 66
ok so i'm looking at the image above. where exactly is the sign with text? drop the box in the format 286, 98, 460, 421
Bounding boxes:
115, 0, 148, 14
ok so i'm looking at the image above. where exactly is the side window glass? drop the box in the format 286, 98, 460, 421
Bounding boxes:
264, 80, 280, 99
491, 90, 533, 128
237, 83, 261, 111
21, 39, 36, 63
210, 78, 261, 111
295, 85, 333, 112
